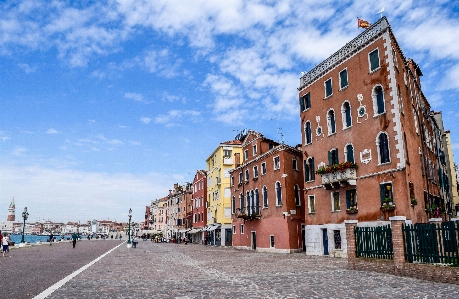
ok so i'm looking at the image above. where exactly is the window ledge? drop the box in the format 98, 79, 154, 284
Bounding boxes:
342, 125, 352, 131
302, 107, 311, 113
369, 66, 381, 74
308, 212, 316, 215
324, 94, 333, 100
305, 142, 312, 146
332, 210, 341, 213
378, 162, 391, 166
306, 180, 315, 183
327, 132, 337, 137
339, 85, 349, 92
373, 112, 386, 118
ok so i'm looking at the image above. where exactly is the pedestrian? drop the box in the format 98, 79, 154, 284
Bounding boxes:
49, 232, 54, 246
2, 233, 10, 257
119, 235, 122, 241
71, 232, 78, 248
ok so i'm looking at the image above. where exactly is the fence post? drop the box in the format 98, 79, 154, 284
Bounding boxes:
389, 216, 406, 275
344, 220, 358, 270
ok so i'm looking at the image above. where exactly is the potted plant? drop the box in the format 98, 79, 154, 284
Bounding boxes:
346, 206, 358, 214
381, 198, 395, 211
411, 198, 418, 206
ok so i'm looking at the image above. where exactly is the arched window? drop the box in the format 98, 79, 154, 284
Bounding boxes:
305, 121, 312, 144
262, 186, 268, 208
376, 132, 390, 164
341, 101, 352, 128
250, 190, 255, 216
327, 109, 336, 135
344, 144, 355, 163
372, 85, 385, 115
294, 184, 301, 206
275, 181, 282, 206
304, 157, 315, 182
254, 189, 260, 214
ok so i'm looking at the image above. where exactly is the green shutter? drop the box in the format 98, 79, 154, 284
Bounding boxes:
299, 96, 305, 111
311, 157, 315, 181
328, 151, 333, 166
380, 184, 386, 205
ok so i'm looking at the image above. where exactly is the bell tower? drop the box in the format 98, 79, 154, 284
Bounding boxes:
7, 197, 15, 221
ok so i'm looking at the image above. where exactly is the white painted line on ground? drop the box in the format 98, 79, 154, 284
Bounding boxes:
33, 242, 126, 299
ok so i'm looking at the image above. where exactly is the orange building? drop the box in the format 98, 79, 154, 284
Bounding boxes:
299, 17, 451, 257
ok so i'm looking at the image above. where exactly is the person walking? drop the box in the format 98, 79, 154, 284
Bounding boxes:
71, 232, 78, 248
2, 233, 10, 257
49, 232, 54, 246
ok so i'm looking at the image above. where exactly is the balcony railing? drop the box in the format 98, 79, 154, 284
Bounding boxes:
235, 207, 261, 220
320, 167, 357, 189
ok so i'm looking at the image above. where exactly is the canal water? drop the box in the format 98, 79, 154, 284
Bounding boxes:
9, 234, 87, 244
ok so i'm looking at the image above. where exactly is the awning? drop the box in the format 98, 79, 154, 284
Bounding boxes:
206, 225, 221, 231
188, 229, 199, 234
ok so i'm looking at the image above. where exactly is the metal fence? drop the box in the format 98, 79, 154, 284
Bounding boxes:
402, 221, 459, 264
354, 225, 393, 259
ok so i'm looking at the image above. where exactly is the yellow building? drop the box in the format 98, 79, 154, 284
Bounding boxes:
445, 131, 459, 217
206, 139, 243, 246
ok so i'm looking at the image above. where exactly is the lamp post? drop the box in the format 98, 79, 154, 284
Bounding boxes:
127, 208, 132, 248
20, 207, 29, 247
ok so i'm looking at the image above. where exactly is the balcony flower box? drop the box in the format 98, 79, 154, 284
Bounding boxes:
346, 207, 358, 214
318, 163, 357, 186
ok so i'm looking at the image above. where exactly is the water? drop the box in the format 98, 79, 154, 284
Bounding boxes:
9, 234, 87, 244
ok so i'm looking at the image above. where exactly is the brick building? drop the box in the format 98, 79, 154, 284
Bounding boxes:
230, 130, 305, 253
189, 170, 207, 244
143, 205, 151, 230
298, 17, 451, 257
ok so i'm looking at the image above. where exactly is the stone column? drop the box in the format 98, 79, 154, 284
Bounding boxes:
389, 216, 406, 275
344, 220, 358, 270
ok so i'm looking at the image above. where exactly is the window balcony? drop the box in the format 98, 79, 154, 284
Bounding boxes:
235, 207, 261, 220
223, 157, 233, 165
317, 163, 357, 189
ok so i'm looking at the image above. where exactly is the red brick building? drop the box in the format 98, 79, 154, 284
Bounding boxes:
230, 130, 305, 253
298, 17, 450, 257
143, 205, 151, 230
189, 170, 207, 243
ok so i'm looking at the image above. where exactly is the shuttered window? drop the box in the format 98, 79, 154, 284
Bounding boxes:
339, 69, 348, 89
325, 79, 333, 97
369, 49, 380, 71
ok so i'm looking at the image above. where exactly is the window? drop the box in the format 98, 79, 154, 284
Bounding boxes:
344, 144, 354, 163
238, 172, 243, 184
254, 189, 260, 215
231, 176, 234, 186
239, 193, 244, 209
275, 181, 282, 206
305, 121, 312, 144
325, 78, 333, 98
308, 195, 315, 213
232, 225, 236, 234
231, 196, 235, 214
334, 230, 342, 249
332, 191, 340, 211
369, 49, 380, 72
380, 183, 393, 206
339, 68, 348, 89
304, 157, 315, 182
328, 149, 339, 166
223, 149, 232, 158
327, 109, 336, 135
261, 162, 267, 175
372, 85, 385, 115
346, 189, 357, 209
253, 165, 258, 178
244, 149, 249, 160
397, 85, 404, 114
245, 169, 249, 181
240, 224, 244, 234
270, 235, 275, 248
342, 101, 352, 128
253, 145, 257, 156
262, 186, 268, 208
377, 132, 390, 164
294, 184, 301, 206
274, 156, 280, 170
246, 191, 250, 212
299, 92, 311, 111
292, 158, 298, 171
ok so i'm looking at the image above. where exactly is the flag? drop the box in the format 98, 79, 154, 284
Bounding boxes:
358, 18, 370, 29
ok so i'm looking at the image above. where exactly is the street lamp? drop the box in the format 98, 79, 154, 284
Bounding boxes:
127, 208, 132, 247
20, 207, 29, 246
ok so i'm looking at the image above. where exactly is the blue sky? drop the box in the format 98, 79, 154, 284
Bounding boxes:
1, 0, 458, 223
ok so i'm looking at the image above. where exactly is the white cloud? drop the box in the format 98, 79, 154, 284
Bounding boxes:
140, 117, 151, 124
18, 63, 36, 73
125, 92, 148, 103
46, 128, 60, 134
12, 146, 27, 156
155, 110, 201, 126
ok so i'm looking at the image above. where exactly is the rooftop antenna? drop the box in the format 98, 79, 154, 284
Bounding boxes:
271, 117, 284, 144
376, 5, 386, 18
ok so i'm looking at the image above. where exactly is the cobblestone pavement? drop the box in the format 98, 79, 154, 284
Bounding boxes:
41, 241, 459, 299
0, 239, 123, 299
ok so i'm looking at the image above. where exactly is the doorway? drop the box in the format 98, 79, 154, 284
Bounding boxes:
225, 228, 232, 246
251, 231, 257, 250
322, 228, 329, 255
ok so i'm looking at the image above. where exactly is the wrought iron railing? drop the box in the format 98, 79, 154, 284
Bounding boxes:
235, 207, 261, 220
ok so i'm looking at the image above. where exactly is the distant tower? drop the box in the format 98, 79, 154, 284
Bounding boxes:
7, 197, 15, 221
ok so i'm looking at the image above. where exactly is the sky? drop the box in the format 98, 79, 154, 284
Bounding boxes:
1, 0, 458, 224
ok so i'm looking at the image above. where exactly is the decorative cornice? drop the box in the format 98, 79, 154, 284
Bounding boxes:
298, 17, 389, 91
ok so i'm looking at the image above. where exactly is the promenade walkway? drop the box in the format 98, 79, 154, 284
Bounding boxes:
3, 240, 459, 298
